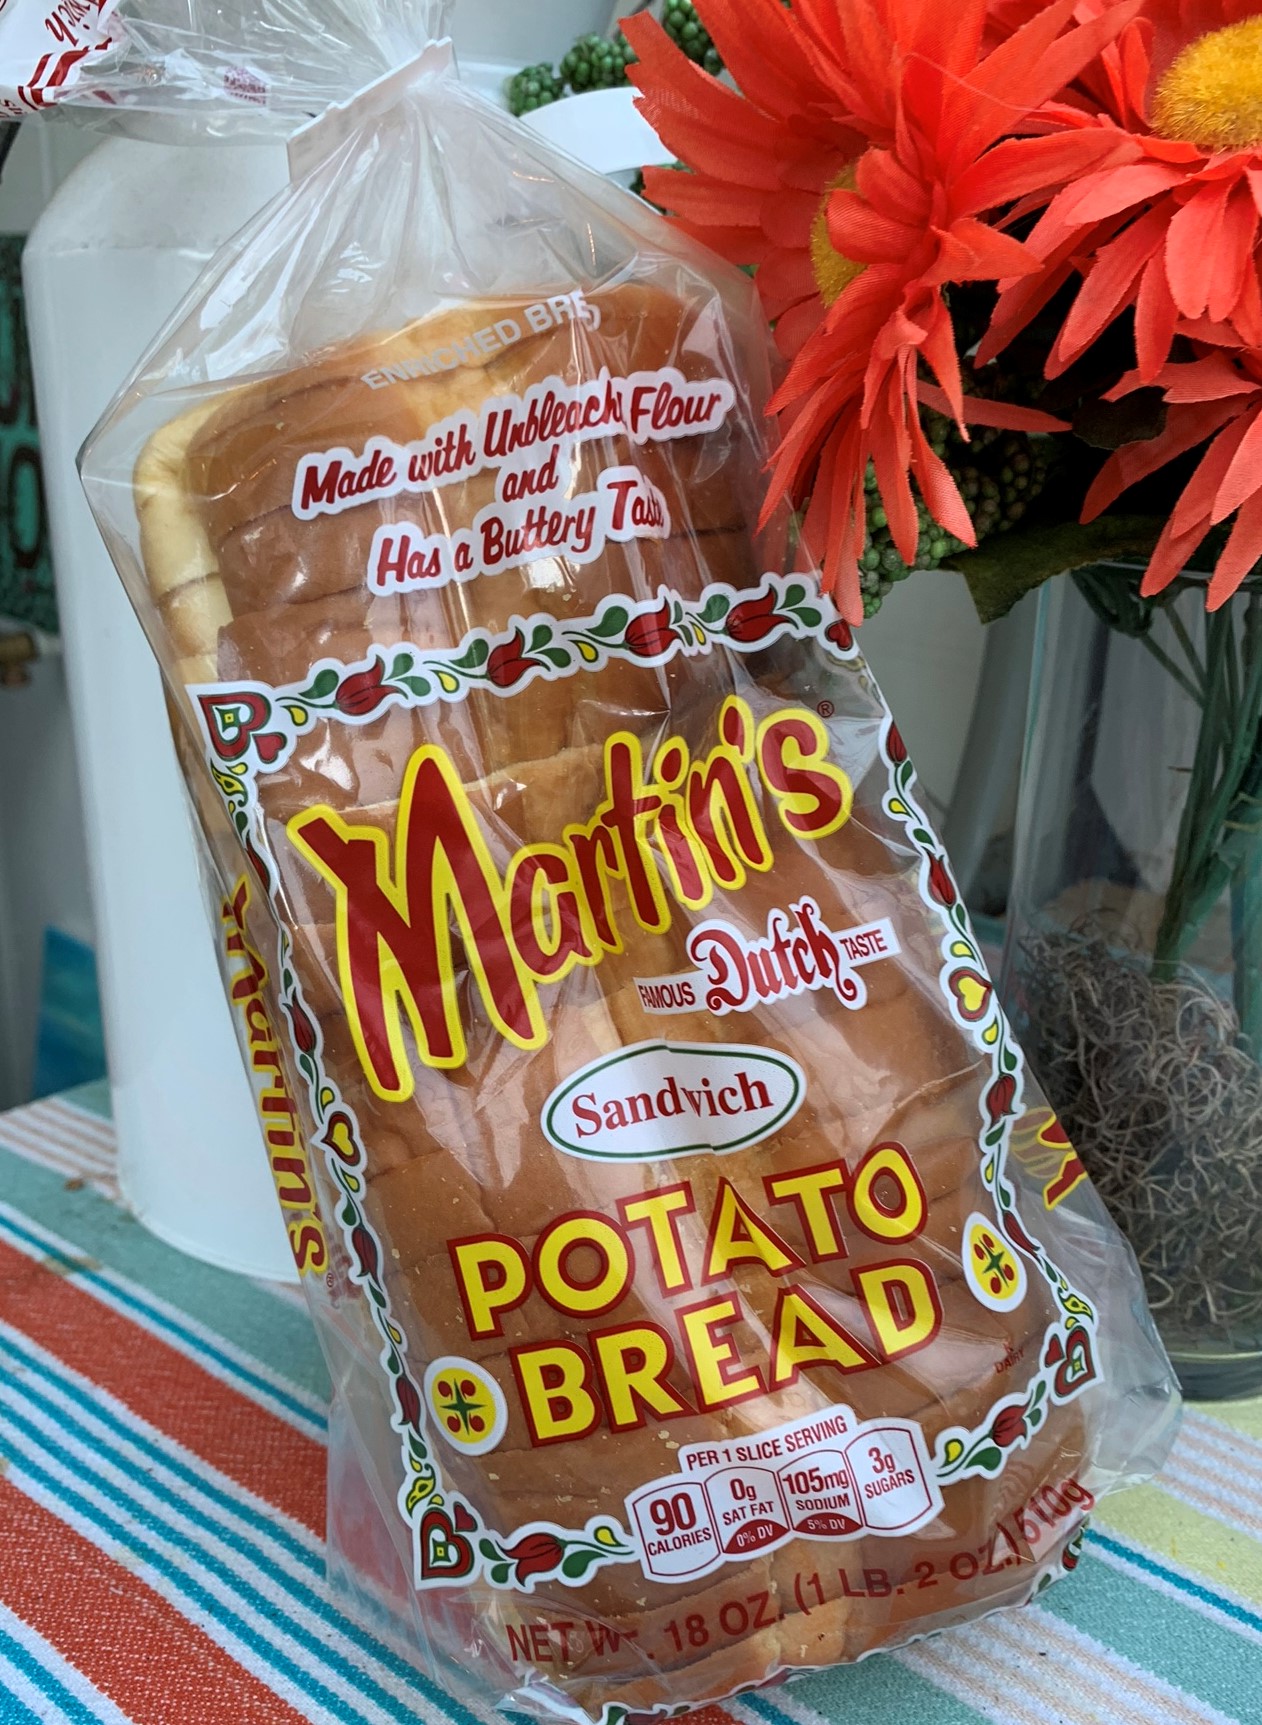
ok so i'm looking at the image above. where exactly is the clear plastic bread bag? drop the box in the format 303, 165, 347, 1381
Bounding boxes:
0, 0, 435, 130
80, 25, 1180, 1723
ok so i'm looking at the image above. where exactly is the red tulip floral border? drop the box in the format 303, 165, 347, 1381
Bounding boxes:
196, 579, 1101, 1606
197, 574, 849, 774
879, 715, 1102, 1494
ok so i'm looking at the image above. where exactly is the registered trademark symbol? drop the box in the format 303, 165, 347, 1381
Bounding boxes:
817, 699, 835, 719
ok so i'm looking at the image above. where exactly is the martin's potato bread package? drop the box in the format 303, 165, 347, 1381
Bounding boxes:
80, 40, 1178, 1725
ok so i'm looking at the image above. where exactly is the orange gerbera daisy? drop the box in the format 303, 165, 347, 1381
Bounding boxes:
1083, 347, 1262, 604
979, 0, 1262, 605
984, 0, 1262, 387
627, 0, 1136, 617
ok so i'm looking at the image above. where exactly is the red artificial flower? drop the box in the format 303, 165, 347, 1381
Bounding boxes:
988, 0, 1262, 383
726, 586, 782, 642
982, 0, 1262, 604
886, 722, 907, 764
334, 660, 392, 717
485, 629, 541, 689
628, 0, 1128, 617
624, 597, 677, 657
503, 1530, 564, 1583
1082, 344, 1262, 607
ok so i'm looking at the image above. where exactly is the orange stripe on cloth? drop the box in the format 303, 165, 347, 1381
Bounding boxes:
0, 1475, 313, 1725
0, 1238, 324, 1532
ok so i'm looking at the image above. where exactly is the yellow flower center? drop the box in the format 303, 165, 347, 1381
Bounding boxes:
1151, 15, 1262, 152
810, 165, 863, 307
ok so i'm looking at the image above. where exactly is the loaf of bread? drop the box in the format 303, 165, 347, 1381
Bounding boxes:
126, 275, 1143, 1719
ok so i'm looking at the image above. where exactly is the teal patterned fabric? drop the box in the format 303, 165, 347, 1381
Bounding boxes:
0, 232, 56, 634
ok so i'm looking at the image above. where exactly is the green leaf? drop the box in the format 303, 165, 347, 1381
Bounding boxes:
399, 674, 432, 698
944, 515, 1163, 625
490, 1564, 512, 1586
587, 605, 631, 640
341, 1201, 356, 1226
1002, 1049, 1018, 1073
1074, 390, 1166, 452
793, 605, 823, 629
479, 1538, 501, 1561
698, 593, 731, 625
561, 1549, 596, 1580
912, 828, 934, 846
971, 1444, 1004, 1473
1072, 564, 1157, 637
528, 623, 554, 653
451, 638, 491, 672
388, 653, 412, 679
542, 646, 572, 669
783, 581, 807, 608
299, 667, 340, 701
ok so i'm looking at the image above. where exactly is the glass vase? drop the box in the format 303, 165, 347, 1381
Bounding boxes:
1003, 565, 1262, 1400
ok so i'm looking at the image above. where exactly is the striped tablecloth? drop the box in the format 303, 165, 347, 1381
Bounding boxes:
0, 1086, 1258, 1725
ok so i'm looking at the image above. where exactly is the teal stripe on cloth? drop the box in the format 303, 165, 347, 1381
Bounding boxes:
0, 1684, 47, 1725
0, 1620, 113, 1725
0, 1332, 480, 1725
0, 1311, 475, 1718
1041, 1545, 1261, 1721
0, 1404, 472, 1725
0, 1200, 323, 1434
744, 1654, 991, 1725
2, 1322, 322, 1575
1091, 1530, 1262, 1637
0, 1144, 328, 1402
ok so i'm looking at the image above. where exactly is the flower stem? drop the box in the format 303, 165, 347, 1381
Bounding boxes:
1152, 595, 1262, 1028
1232, 838, 1262, 1059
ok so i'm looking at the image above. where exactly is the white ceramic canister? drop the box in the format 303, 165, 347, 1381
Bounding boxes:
18, 8, 617, 1279
24, 137, 297, 1279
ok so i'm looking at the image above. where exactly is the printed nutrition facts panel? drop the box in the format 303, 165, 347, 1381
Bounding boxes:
626, 1406, 942, 1584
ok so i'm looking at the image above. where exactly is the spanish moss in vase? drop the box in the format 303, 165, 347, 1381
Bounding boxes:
1004, 566, 1262, 1399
